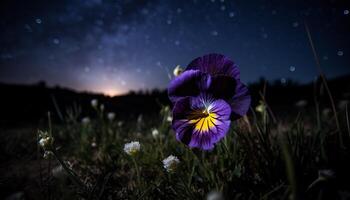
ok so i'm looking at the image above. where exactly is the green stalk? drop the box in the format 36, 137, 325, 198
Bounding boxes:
279, 136, 298, 200
132, 157, 141, 187
51, 148, 88, 192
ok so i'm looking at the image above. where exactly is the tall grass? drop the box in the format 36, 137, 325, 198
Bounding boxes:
37, 96, 350, 199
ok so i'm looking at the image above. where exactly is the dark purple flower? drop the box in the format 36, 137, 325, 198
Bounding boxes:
168, 54, 251, 150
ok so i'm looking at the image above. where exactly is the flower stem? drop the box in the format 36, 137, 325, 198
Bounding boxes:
132, 157, 141, 187
51, 148, 87, 192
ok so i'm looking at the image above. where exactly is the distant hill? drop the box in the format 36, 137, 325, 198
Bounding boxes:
0, 74, 349, 127
0, 82, 169, 127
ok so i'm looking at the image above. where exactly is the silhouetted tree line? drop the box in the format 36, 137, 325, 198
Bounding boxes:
0, 74, 349, 127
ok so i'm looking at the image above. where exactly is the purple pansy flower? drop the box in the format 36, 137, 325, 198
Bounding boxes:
168, 53, 251, 150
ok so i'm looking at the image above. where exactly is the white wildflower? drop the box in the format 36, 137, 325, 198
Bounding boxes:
162, 155, 180, 172
173, 65, 183, 77
117, 121, 123, 127
100, 104, 105, 111
91, 99, 98, 108
166, 115, 173, 122
137, 114, 143, 124
255, 101, 265, 113
82, 117, 90, 125
107, 112, 116, 121
152, 128, 159, 138
91, 142, 97, 148
123, 141, 141, 156
39, 138, 47, 147
38, 136, 53, 150
164, 106, 170, 112
206, 191, 224, 200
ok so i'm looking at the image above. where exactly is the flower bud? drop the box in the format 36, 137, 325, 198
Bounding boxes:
152, 128, 159, 138
255, 101, 265, 113
166, 115, 173, 122
91, 99, 98, 108
173, 65, 183, 77
39, 136, 54, 150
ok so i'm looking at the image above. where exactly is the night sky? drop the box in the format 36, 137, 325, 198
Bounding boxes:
0, 0, 349, 96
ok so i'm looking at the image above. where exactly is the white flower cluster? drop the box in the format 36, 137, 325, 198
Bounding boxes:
107, 112, 115, 121
123, 141, 141, 156
162, 155, 180, 172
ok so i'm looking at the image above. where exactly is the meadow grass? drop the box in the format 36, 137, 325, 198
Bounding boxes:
36, 97, 350, 200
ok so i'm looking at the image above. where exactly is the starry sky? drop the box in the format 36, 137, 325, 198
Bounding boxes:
0, 0, 349, 96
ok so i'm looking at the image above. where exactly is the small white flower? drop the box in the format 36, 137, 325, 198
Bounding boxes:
117, 121, 123, 127
39, 136, 53, 149
107, 112, 115, 121
164, 106, 170, 112
39, 138, 47, 147
91, 142, 97, 148
137, 115, 143, 124
255, 102, 265, 113
152, 128, 159, 138
166, 115, 173, 122
206, 191, 224, 200
82, 117, 90, 125
91, 99, 98, 108
100, 104, 105, 111
162, 155, 180, 172
173, 65, 183, 76
123, 141, 141, 156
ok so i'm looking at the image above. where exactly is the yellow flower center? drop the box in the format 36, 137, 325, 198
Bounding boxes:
188, 108, 217, 133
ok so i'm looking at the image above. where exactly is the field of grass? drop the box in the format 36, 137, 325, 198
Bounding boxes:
2, 94, 348, 200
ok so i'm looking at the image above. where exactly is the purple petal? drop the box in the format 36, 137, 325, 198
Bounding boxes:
227, 81, 251, 119
208, 75, 237, 100
187, 53, 240, 79
205, 75, 250, 119
172, 97, 195, 145
168, 70, 211, 103
173, 120, 193, 145
172, 96, 231, 150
